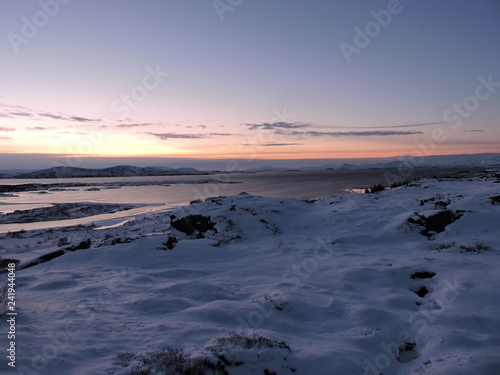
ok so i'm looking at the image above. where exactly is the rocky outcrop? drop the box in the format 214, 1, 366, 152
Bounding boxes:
170, 215, 216, 236
408, 209, 465, 237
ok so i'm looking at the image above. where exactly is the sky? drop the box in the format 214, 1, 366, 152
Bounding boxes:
0, 0, 499, 169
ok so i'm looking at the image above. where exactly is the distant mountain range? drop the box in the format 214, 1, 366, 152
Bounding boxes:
245, 153, 500, 172
1, 153, 499, 179
6, 165, 206, 179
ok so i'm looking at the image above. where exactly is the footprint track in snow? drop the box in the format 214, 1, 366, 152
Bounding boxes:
408, 270, 437, 299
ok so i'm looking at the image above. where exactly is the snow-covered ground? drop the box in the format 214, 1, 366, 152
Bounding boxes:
0, 171, 499, 374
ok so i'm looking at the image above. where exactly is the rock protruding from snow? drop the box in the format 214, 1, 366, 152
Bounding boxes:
170, 214, 216, 235
408, 209, 465, 237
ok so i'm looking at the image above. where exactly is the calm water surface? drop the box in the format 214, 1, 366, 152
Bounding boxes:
0, 168, 470, 232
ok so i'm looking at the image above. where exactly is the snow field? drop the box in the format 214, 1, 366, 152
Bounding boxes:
0, 172, 499, 374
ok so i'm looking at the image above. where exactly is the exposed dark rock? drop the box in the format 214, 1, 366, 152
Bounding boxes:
0, 203, 134, 224
365, 184, 385, 193
165, 236, 178, 250
22, 250, 65, 269
40, 250, 66, 262
170, 215, 216, 235
110, 237, 133, 245
490, 195, 500, 204
397, 342, 418, 363
66, 239, 91, 251
302, 198, 317, 204
0, 183, 45, 193
259, 218, 282, 234
21, 239, 92, 269
412, 286, 429, 298
411, 271, 436, 279
408, 209, 465, 237
434, 201, 449, 208
459, 243, 492, 253
0, 259, 20, 273
422, 210, 462, 234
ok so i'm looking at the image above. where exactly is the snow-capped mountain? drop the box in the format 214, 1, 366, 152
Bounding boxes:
12, 165, 205, 179
244, 153, 500, 172
5, 153, 500, 178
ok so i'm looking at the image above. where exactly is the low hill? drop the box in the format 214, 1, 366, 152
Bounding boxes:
13, 165, 206, 179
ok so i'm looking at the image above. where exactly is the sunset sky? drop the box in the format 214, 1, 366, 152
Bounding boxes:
1, 0, 499, 169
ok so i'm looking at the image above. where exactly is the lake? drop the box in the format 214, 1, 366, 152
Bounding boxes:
0, 167, 472, 232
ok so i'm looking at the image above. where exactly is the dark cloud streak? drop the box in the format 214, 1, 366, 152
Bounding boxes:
1, 103, 100, 123
275, 130, 423, 137
116, 123, 154, 129
245, 122, 311, 130
259, 143, 304, 147
69, 116, 97, 123
27, 127, 55, 131
346, 121, 447, 129
146, 132, 234, 140
146, 132, 206, 140
39, 113, 65, 120
10, 112, 33, 117
208, 132, 233, 136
